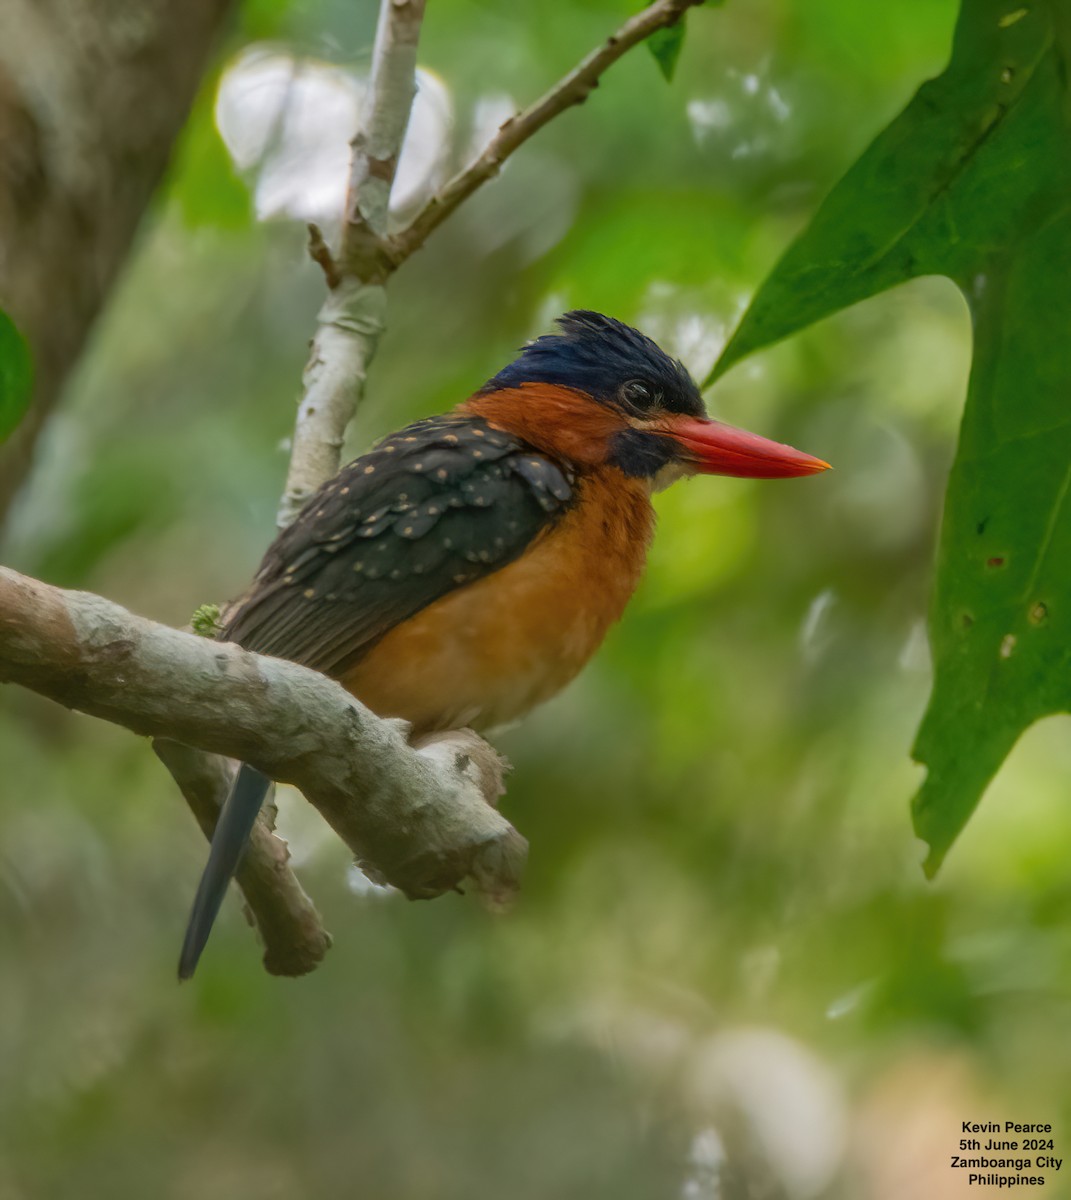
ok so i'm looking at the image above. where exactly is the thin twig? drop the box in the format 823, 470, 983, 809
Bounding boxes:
307, 222, 341, 288
386, 0, 706, 267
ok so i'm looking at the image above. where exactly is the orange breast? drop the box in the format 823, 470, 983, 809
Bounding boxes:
339, 469, 654, 734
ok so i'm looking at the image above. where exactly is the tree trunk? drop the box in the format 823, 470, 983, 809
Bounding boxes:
0, 0, 237, 522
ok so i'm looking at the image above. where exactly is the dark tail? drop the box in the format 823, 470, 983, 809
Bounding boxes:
178, 763, 271, 981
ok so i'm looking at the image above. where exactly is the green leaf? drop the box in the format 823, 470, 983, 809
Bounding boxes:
647, 21, 686, 82
0, 310, 33, 444
707, 0, 1071, 874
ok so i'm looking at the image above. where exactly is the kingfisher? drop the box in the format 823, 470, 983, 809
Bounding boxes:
178, 310, 828, 978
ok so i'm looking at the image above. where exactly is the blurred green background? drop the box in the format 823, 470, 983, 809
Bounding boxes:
3, 1, 1069, 1196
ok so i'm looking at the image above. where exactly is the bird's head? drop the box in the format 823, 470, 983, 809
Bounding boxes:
464, 310, 829, 487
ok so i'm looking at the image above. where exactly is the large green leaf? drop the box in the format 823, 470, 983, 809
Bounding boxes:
707, 0, 1071, 875
0, 310, 33, 444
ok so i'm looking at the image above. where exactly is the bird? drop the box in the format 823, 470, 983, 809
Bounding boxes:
178, 310, 829, 978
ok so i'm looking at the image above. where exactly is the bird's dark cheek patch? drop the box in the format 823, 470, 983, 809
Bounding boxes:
608, 429, 678, 478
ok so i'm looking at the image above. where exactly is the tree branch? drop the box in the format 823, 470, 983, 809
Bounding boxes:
276, 278, 388, 530
153, 739, 331, 977
277, 0, 427, 529
0, 567, 526, 968
341, 0, 427, 277
386, 0, 706, 267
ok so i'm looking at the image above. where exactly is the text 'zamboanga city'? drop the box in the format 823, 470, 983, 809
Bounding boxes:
955, 1122, 1060, 1188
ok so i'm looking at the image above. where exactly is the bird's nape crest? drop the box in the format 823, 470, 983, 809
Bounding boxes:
481, 309, 704, 417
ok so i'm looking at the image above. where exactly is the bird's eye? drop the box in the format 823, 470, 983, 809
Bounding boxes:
620, 380, 659, 410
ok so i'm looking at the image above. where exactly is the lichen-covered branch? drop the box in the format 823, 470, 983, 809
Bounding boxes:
341, 0, 427, 277
276, 280, 388, 529
0, 567, 526, 967
276, 0, 427, 529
